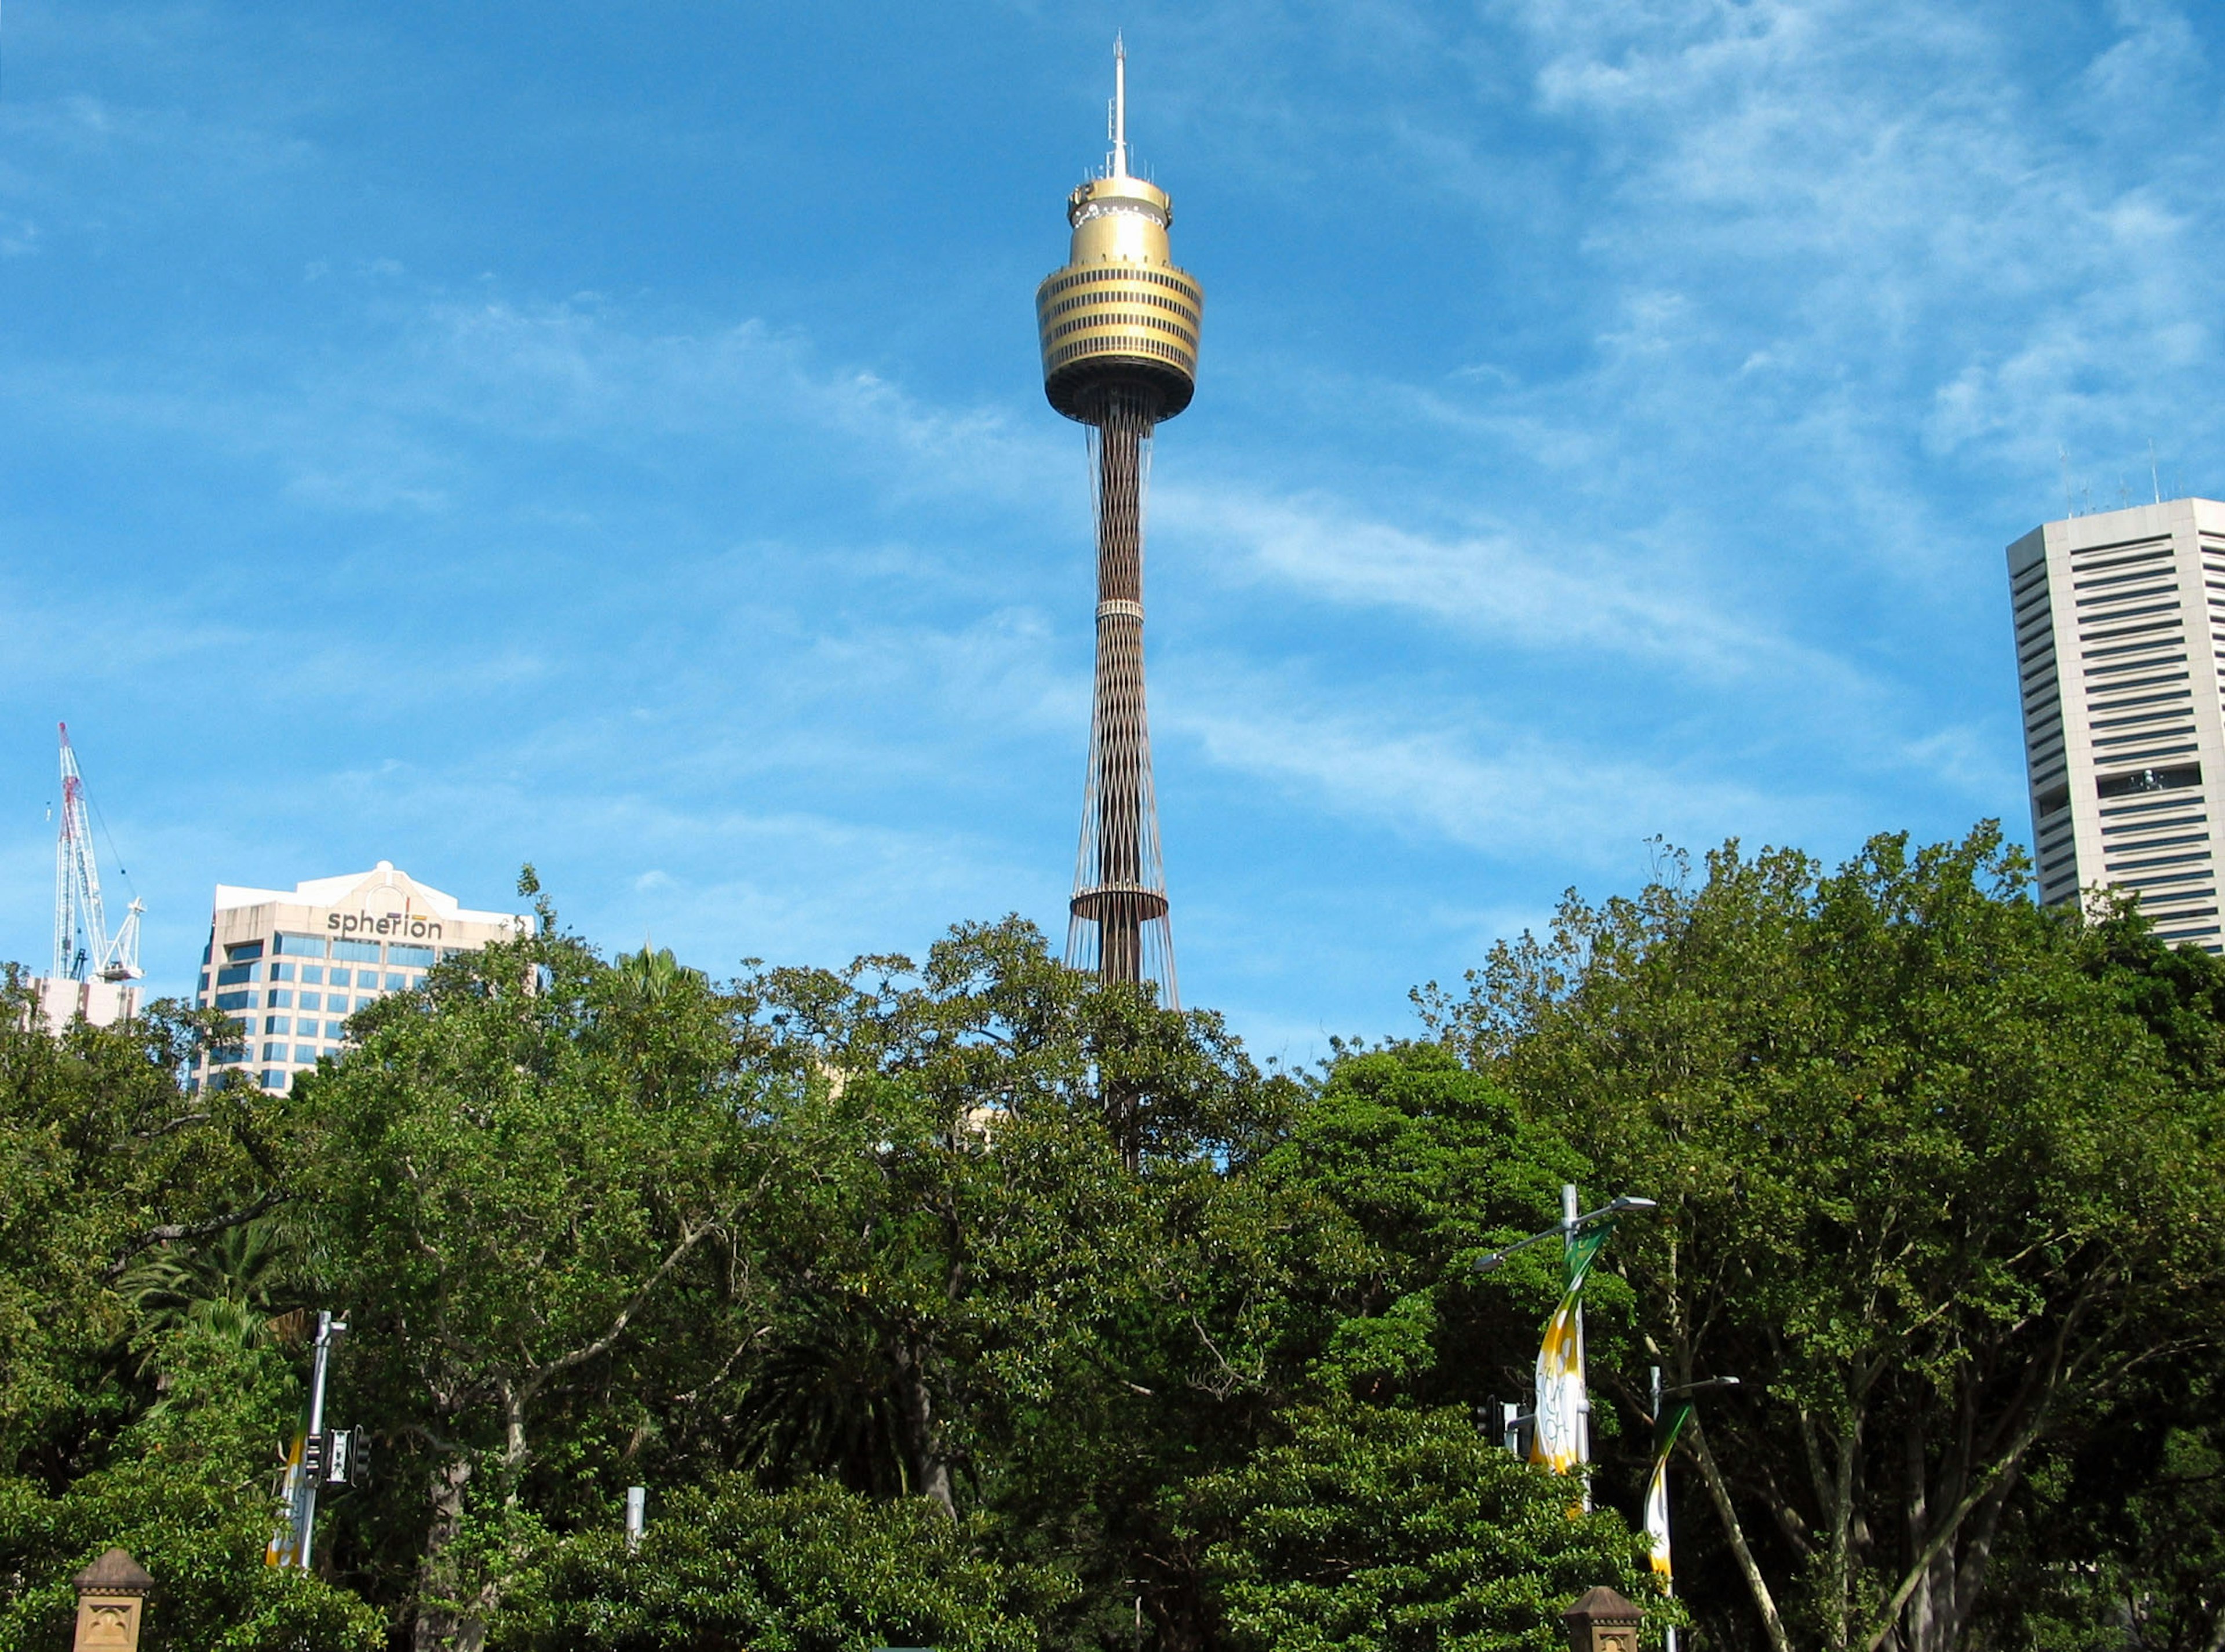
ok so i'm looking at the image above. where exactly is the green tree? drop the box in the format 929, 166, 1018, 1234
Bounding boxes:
1421, 827, 2225, 1652
299, 921, 776, 1647
1184, 1400, 1664, 1652
0, 1332, 380, 1651
486, 1475, 1069, 1652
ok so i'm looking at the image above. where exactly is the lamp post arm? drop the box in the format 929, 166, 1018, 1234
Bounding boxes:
1473, 1195, 1658, 1272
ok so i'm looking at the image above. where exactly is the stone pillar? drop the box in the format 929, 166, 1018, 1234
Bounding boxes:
72, 1548, 152, 1651
1563, 1586, 1644, 1652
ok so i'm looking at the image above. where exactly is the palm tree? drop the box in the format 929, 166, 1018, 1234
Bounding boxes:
121, 1217, 306, 1358
611, 944, 704, 1004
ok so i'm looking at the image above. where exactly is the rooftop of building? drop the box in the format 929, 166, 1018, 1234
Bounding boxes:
213, 860, 526, 929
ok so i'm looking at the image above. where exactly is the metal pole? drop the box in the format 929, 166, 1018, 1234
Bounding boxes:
1563, 1183, 1591, 1503
296, 1311, 334, 1568
1654, 1364, 1679, 1652
625, 1486, 645, 1553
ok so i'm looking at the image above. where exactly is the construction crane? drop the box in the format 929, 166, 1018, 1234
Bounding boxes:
52, 723, 143, 983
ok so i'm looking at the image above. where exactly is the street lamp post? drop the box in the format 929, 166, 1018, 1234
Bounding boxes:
1647, 1367, 1740, 1652
1476, 1187, 1657, 1497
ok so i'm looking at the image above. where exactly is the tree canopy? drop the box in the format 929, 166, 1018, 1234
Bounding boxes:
0, 827, 2217, 1652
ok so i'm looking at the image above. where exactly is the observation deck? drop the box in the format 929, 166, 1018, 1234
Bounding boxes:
1037, 172, 1203, 421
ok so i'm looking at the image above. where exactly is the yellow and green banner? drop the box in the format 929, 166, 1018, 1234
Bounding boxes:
1645, 1400, 1694, 1578
1529, 1223, 1613, 1474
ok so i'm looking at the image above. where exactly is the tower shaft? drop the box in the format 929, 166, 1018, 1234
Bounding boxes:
1070, 389, 1174, 998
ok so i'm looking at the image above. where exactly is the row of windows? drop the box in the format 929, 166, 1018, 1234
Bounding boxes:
210, 980, 411, 1012
274, 932, 443, 965
204, 962, 415, 992
2098, 763, 2202, 799
1046, 335, 1195, 369
205, 946, 440, 984
264, 989, 384, 1012
266, 977, 413, 1004
1040, 287, 1200, 327
2069, 538, 2173, 576
1044, 311, 1198, 347
207, 1041, 341, 1068
2037, 763, 2206, 822
1040, 264, 1201, 306
260, 1017, 349, 1038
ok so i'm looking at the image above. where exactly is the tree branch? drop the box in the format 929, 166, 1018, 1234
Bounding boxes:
102, 1186, 289, 1278
1686, 1417, 1796, 1652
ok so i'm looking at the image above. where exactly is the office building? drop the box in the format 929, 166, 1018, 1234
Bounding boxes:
193, 860, 530, 1089
2008, 497, 2225, 950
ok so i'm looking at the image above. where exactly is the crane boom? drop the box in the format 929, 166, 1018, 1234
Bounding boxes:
52, 724, 143, 983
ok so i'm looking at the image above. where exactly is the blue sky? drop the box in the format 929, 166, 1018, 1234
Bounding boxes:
3, 0, 2220, 1060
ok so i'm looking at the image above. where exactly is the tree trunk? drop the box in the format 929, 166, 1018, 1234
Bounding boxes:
894, 1337, 955, 1516
1687, 1418, 1796, 1652
413, 1455, 478, 1652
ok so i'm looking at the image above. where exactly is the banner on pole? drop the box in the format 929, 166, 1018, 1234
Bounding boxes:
264, 1434, 308, 1568
1529, 1224, 1612, 1475
1645, 1401, 1694, 1578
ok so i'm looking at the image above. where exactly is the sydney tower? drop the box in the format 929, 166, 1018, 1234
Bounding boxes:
1035, 41, 1202, 1007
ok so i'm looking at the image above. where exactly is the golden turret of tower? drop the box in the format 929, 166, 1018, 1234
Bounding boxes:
1035, 48, 1203, 421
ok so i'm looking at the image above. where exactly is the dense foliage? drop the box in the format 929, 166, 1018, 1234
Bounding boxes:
1, 826, 2219, 1652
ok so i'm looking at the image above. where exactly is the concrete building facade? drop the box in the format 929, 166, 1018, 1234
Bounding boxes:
28, 976, 140, 1033
193, 861, 529, 1090
2009, 497, 2225, 951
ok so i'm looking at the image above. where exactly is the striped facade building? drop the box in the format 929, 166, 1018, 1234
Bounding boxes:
2009, 497, 2225, 950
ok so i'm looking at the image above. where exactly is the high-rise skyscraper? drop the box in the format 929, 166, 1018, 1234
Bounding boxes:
2009, 496, 2225, 951
1036, 41, 1202, 1006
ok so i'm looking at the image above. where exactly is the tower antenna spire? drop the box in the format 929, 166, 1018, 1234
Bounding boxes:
1111, 34, 1128, 178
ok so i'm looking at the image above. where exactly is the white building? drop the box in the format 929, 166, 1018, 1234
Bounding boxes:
25, 975, 139, 1033
2009, 497, 2225, 951
193, 861, 530, 1090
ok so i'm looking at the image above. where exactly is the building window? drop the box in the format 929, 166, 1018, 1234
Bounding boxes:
293, 1045, 319, 1064
267, 989, 293, 1009
2036, 783, 2071, 817
198, 972, 210, 995
333, 939, 382, 963
389, 944, 435, 968
216, 963, 258, 987
214, 990, 251, 1011
300, 966, 324, 984
297, 992, 321, 1011
265, 1016, 290, 1035
225, 940, 265, 962
386, 972, 410, 991
326, 1021, 348, 1040
275, 932, 327, 957
260, 1043, 286, 1062
269, 963, 296, 983
261, 1068, 286, 1089
2098, 764, 2202, 798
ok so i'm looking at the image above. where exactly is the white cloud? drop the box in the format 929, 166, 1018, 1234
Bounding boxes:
1160, 661, 1830, 866
1165, 482, 1852, 685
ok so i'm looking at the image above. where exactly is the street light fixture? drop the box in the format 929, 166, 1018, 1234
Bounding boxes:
1472, 1195, 1659, 1274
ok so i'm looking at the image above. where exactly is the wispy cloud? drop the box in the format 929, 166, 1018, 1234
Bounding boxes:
1165, 482, 1851, 684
